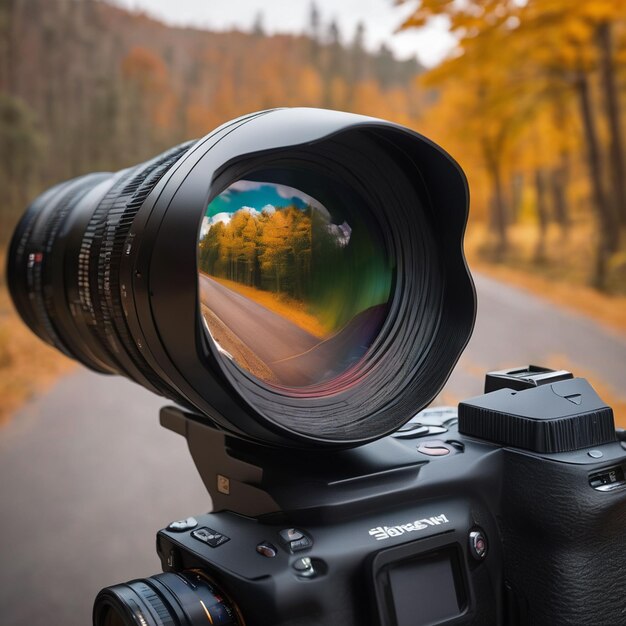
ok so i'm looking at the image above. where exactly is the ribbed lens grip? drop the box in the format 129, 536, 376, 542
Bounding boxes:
76, 142, 194, 393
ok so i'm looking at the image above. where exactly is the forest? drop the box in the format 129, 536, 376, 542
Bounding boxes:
199, 197, 391, 334
0, 0, 423, 240
0, 0, 420, 416
399, 0, 626, 292
200, 207, 320, 302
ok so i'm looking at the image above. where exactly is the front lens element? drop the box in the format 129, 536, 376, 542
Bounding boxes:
198, 178, 392, 388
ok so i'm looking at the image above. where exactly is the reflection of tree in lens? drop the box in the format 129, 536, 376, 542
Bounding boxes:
198, 180, 392, 387
200, 206, 313, 302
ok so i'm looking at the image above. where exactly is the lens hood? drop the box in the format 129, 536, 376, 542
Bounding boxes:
8, 108, 475, 447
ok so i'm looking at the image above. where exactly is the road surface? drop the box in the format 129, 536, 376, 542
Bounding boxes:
199, 274, 386, 386
1, 273, 625, 625
199, 274, 320, 365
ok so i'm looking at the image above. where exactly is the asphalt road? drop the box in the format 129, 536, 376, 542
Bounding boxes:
199, 274, 320, 365
199, 274, 386, 386
1, 273, 625, 625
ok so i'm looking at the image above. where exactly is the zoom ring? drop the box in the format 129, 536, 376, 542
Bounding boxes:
24, 178, 98, 356
77, 166, 142, 376
105, 142, 195, 397
40, 176, 108, 358
78, 143, 193, 394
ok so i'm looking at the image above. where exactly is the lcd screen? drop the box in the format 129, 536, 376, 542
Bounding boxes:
388, 551, 463, 626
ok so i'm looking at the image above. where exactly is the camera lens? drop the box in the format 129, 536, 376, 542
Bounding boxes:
7, 140, 197, 400
7, 108, 475, 446
199, 175, 392, 388
93, 571, 244, 626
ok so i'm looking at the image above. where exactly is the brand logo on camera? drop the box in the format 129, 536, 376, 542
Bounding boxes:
368, 514, 450, 541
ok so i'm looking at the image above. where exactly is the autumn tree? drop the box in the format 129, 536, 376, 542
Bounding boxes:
0, 0, 426, 252
121, 46, 177, 161
0, 95, 42, 235
399, 0, 626, 287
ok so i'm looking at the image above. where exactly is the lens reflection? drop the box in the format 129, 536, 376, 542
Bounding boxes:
198, 178, 391, 388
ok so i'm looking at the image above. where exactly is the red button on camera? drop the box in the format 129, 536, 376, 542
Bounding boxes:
469, 529, 488, 560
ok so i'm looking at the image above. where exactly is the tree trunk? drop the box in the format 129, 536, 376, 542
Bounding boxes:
0, 0, 17, 93
551, 151, 570, 237
534, 169, 549, 263
550, 96, 571, 238
483, 141, 508, 260
574, 67, 619, 289
597, 21, 626, 227
509, 172, 524, 223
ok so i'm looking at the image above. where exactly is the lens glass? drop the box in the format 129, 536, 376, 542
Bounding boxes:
198, 177, 392, 388
99, 606, 125, 626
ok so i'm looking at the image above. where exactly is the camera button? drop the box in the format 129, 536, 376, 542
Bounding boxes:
293, 557, 317, 578
192, 527, 230, 548
279, 528, 313, 552
293, 557, 313, 571
256, 542, 278, 558
469, 530, 488, 560
167, 517, 198, 532
588, 450, 603, 459
417, 440, 451, 456
393, 424, 431, 438
290, 536, 313, 551
279, 528, 304, 542
426, 426, 448, 436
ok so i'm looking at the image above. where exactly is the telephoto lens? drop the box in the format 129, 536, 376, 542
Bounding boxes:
7, 107, 475, 447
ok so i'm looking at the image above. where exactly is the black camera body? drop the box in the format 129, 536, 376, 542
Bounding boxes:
141, 367, 626, 626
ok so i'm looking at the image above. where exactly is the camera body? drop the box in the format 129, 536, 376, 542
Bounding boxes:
149, 367, 626, 626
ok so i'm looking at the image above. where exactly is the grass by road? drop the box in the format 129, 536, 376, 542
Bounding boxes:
465, 224, 626, 336
0, 278, 75, 424
208, 275, 327, 338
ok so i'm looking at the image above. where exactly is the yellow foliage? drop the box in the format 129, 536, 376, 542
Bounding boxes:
400, 0, 626, 289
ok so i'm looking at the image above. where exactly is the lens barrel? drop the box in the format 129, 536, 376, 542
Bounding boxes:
7, 108, 475, 447
8, 141, 196, 401
93, 571, 244, 626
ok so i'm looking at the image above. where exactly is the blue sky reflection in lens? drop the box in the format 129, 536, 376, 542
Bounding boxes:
198, 180, 392, 388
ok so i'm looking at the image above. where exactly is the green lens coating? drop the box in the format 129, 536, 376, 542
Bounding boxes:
198, 179, 392, 388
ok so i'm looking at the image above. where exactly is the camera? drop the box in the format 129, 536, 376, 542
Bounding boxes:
7, 108, 625, 626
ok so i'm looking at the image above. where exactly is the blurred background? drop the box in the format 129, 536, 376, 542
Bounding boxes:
1, 0, 626, 419
1, 1, 626, 624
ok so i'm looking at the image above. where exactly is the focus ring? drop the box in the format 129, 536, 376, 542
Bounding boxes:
132, 581, 177, 626
105, 143, 195, 397
23, 178, 97, 356
40, 176, 107, 358
76, 143, 192, 391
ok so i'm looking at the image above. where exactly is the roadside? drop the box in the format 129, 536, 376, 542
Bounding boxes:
465, 223, 626, 337
442, 273, 626, 428
0, 253, 75, 424
208, 275, 326, 337
468, 260, 626, 337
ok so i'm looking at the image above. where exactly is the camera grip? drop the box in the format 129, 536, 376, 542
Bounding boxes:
501, 450, 626, 625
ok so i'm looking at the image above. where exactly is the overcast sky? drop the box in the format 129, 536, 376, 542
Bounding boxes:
110, 0, 456, 67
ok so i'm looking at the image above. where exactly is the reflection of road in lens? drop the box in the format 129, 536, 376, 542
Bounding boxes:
199, 273, 385, 387
198, 179, 392, 387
